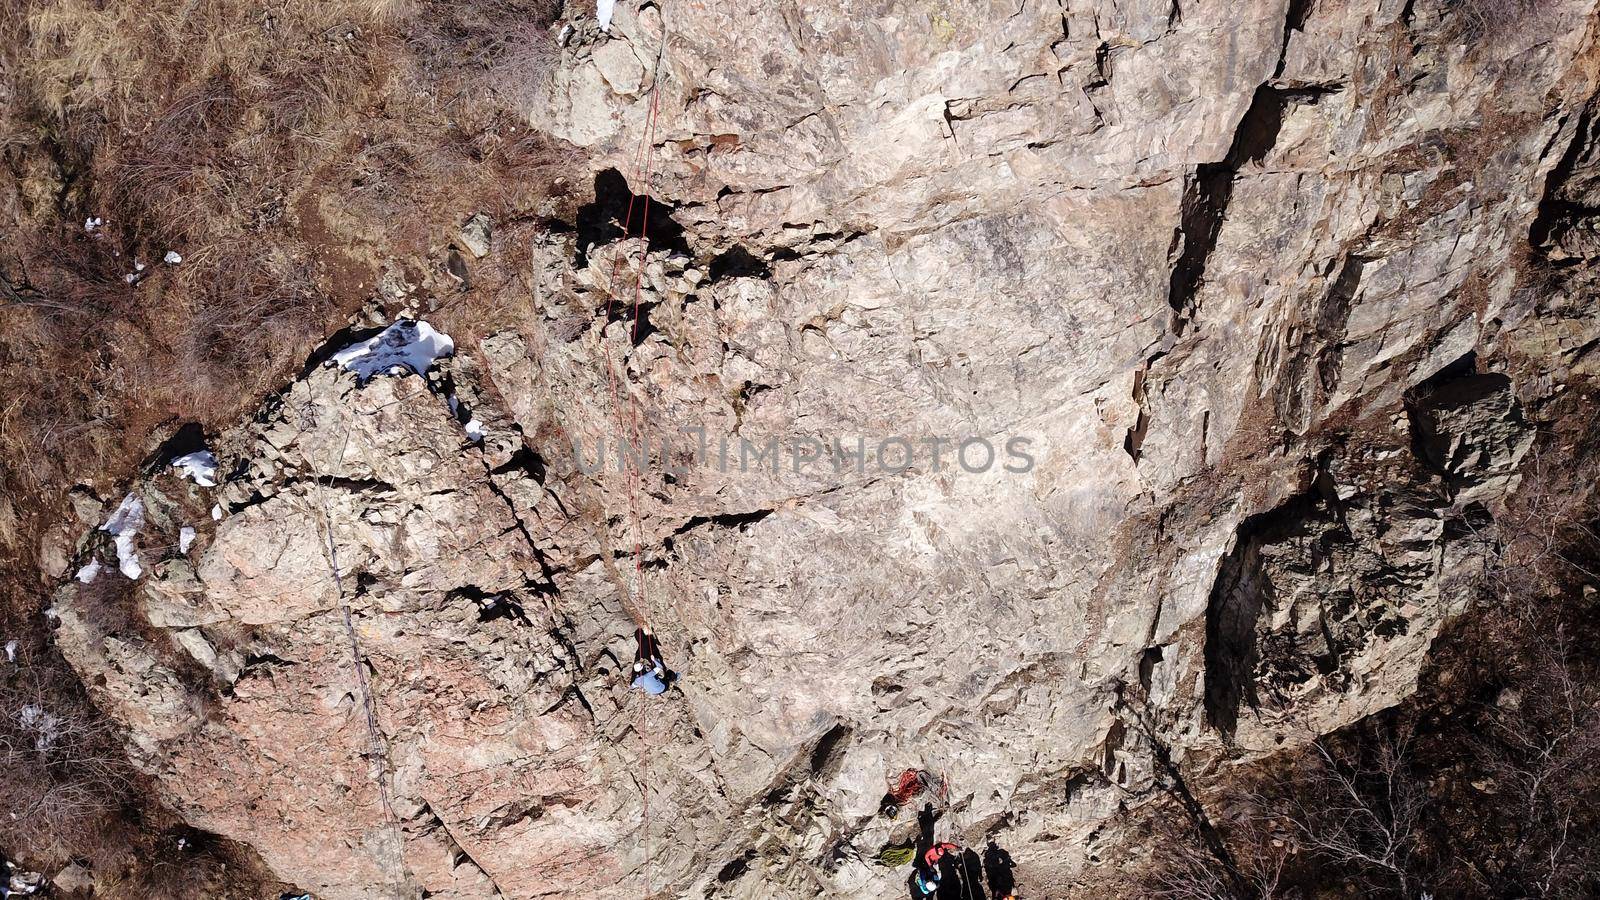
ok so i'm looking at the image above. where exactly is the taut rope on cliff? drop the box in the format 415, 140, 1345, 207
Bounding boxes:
303, 375, 413, 890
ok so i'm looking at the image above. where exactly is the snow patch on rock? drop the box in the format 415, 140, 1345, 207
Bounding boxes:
172, 450, 220, 487
329, 320, 455, 383
102, 494, 145, 579
180, 526, 196, 554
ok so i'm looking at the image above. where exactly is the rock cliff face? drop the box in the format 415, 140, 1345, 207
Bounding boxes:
41, 0, 1600, 896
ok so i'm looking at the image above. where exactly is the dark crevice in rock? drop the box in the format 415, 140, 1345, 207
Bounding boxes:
281, 474, 398, 496
487, 798, 547, 831
707, 245, 772, 282
1165, 0, 1337, 335
1168, 85, 1325, 332
1278, 0, 1315, 70
143, 422, 209, 474
419, 802, 507, 896
1313, 253, 1368, 394
295, 321, 387, 380
1410, 349, 1480, 394
1203, 486, 1326, 738
543, 620, 596, 720
220, 489, 268, 515
715, 848, 757, 884
490, 444, 549, 484
449, 585, 534, 626
541, 682, 594, 718
240, 651, 295, 674
476, 595, 531, 625
472, 441, 561, 591
670, 508, 774, 539
1124, 366, 1152, 462
574, 168, 691, 268
1138, 645, 1164, 692
601, 292, 661, 346
808, 722, 852, 778
1529, 105, 1600, 261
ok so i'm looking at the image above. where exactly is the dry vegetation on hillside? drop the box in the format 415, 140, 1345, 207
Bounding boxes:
1119, 394, 1600, 900
1, 0, 573, 890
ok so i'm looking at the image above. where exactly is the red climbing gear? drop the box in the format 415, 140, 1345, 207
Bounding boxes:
889, 768, 923, 805
889, 767, 946, 805
923, 841, 959, 868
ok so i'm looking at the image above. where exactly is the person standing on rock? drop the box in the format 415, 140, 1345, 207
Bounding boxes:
982, 839, 1016, 900
631, 627, 670, 695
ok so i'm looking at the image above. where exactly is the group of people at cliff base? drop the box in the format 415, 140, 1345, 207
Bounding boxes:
627, 643, 1021, 897
879, 769, 1018, 899
904, 804, 1017, 900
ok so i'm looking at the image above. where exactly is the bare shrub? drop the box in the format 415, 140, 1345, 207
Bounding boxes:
1450, 593, 1600, 897
1145, 810, 1290, 900
0, 657, 133, 855
1139, 725, 1426, 900
1449, 0, 1557, 40
403, 0, 564, 105
1279, 730, 1428, 897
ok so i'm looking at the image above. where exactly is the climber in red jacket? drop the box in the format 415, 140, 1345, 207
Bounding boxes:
923, 841, 959, 869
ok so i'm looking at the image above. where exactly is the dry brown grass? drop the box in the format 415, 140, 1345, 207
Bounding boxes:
0, 0, 574, 551
0, 659, 131, 854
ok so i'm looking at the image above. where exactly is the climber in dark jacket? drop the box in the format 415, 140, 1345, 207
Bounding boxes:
631, 627, 669, 695
983, 839, 1016, 900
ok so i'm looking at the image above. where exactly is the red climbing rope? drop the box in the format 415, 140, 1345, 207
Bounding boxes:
625, 85, 663, 613
600, 55, 665, 638
593, 38, 668, 899
628, 86, 664, 900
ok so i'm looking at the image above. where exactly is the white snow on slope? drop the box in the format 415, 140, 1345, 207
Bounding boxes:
164, 250, 183, 264
179, 526, 196, 554
329, 320, 455, 382
172, 450, 220, 486
102, 494, 145, 579
75, 560, 102, 583
597, 0, 615, 31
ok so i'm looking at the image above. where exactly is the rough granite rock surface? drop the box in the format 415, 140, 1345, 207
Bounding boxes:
42, 0, 1600, 897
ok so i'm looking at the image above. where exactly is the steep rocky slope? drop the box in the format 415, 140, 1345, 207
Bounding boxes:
26, 0, 1600, 896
